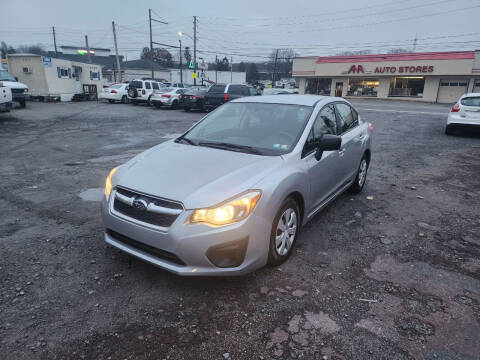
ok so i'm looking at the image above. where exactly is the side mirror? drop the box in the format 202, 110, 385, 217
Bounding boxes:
315, 134, 342, 161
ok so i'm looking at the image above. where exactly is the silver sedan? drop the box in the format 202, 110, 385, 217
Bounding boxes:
102, 95, 372, 276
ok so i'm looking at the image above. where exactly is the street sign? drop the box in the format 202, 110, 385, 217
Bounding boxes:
188, 60, 194, 69
192, 72, 197, 79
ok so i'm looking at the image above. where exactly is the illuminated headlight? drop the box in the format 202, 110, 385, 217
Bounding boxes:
189, 191, 261, 226
104, 167, 118, 198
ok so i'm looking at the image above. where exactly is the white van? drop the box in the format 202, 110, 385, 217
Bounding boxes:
0, 81, 13, 112
0, 69, 29, 108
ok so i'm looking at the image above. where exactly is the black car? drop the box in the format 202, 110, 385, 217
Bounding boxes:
204, 84, 253, 111
179, 89, 207, 111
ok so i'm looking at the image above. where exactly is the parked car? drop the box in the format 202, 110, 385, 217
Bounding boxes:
0, 81, 12, 112
179, 88, 207, 111
445, 93, 480, 135
127, 79, 164, 105
262, 88, 293, 95
99, 83, 129, 103
0, 69, 29, 108
150, 88, 187, 109
102, 95, 372, 276
204, 84, 250, 111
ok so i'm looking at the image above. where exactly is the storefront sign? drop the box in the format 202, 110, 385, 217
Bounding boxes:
348, 64, 434, 74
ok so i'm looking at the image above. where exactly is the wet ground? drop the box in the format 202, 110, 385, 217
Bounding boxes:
0, 99, 479, 359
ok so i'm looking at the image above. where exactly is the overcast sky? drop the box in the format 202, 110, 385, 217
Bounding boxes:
2, 0, 480, 62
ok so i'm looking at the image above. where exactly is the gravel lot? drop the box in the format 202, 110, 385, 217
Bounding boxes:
1, 99, 479, 360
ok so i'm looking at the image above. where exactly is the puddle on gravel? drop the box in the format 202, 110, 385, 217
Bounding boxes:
78, 188, 104, 202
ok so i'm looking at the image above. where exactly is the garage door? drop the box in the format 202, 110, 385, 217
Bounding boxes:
437, 79, 469, 104
473, 79, 480, 93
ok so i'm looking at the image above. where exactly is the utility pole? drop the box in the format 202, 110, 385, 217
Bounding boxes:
215, 54, 218, 83
193, 16, 197, 86
179, 39, 183, 84
149, 9, 154, 79
272, 49, 279, 87
112, 21, 121, 82
85, 35, 91, 63
230, 56, 233, 83
413, 33, 418, 52
52, 26, 58, 56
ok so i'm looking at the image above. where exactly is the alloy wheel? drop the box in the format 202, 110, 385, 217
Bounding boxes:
275, 208, 297, 256
358, 159, 367, 187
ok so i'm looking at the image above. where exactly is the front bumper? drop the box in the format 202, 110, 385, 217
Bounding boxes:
101, 191, 270, 276
12, 93, 29, 102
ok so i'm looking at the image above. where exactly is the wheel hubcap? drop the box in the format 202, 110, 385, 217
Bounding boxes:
358, 159, 367, 187
275, 208, 297, 256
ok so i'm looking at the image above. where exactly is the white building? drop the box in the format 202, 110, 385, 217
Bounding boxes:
7, 54, 104, 100
170, 69, 246, 85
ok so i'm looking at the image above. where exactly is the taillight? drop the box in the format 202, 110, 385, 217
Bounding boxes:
162, 94, 171, 98
142, 89, 146, 95
368, 123, 374, 131
224, 93, 228, 102
110, 89, 117, 94
190, 96, 199, 100
451, 103, 460, 112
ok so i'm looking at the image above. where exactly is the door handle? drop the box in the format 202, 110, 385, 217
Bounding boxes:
338, 149, 346, 156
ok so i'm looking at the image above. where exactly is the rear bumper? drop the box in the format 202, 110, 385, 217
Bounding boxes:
101, 193, 270, 276
447, 114, 480, 126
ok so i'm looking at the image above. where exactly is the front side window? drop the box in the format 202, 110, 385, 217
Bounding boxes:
182, 102, 312, 155
302, 104, 337, 157
335, 103, 358, 134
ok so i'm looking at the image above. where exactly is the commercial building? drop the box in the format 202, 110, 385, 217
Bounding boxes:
293, 50, 480, 103
7, 54, 103, 100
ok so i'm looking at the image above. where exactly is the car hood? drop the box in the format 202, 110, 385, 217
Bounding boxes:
0, 81, 28, 89
115, 140, 282, 209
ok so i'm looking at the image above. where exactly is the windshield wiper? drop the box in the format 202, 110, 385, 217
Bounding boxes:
198, 141, 262, 155
175, 136, 197, 146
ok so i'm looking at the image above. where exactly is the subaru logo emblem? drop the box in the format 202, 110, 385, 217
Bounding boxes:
132, 198, 148, 211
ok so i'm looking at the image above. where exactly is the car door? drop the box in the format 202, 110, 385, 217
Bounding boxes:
334, 102, 364, 185
304, 103, 342, 213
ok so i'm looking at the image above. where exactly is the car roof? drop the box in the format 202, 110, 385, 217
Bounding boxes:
232, 94, 339, 106
462, 93, 480, 97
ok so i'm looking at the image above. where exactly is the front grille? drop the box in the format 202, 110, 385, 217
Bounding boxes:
107, 229, 186, 266
113, 187, 182, 228
11, 89, 24, 94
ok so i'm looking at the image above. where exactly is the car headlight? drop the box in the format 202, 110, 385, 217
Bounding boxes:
189, 190, 261, 226
104, 167, 118, 198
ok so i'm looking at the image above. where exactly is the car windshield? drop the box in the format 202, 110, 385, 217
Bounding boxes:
181, 102, 312, 155
0, 70, 16, 82
461, 96, 480, 107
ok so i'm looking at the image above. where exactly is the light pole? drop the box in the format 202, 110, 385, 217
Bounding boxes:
179, 39, 182, 84
178, 31, 194, 85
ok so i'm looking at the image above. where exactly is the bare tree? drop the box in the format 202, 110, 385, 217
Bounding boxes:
269, 48, 297, 79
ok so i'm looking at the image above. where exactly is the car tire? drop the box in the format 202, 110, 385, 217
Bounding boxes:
19, 99, 26, 108
267, 198, 300, 266
172, 100, 178, 109
147, 96, 152, 106
121, 95, 128, 104
153, 102, 162, 109
349, 154, 369, 194
445, 124, 454, 135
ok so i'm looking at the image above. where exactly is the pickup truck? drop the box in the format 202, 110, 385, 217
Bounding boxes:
0, 81, 13, 112
0, 69, 29, 108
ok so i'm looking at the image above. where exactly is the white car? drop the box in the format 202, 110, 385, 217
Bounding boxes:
127, 79, 164, 105
0, 81, 13, 112
99, 83, 129, 104
446, 93, 480, 135
150, 88, 187, 109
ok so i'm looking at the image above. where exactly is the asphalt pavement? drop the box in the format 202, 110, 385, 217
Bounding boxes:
0, 98, 479, 360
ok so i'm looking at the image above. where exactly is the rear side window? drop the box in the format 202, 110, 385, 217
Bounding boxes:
335, 103, 358, 134
130, 81, 142, 88
208, 85, 226, 93
228, 85, 242, 95
145, 82, 151, 90
152, 82, 159, 90
461, 97, 480, 107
